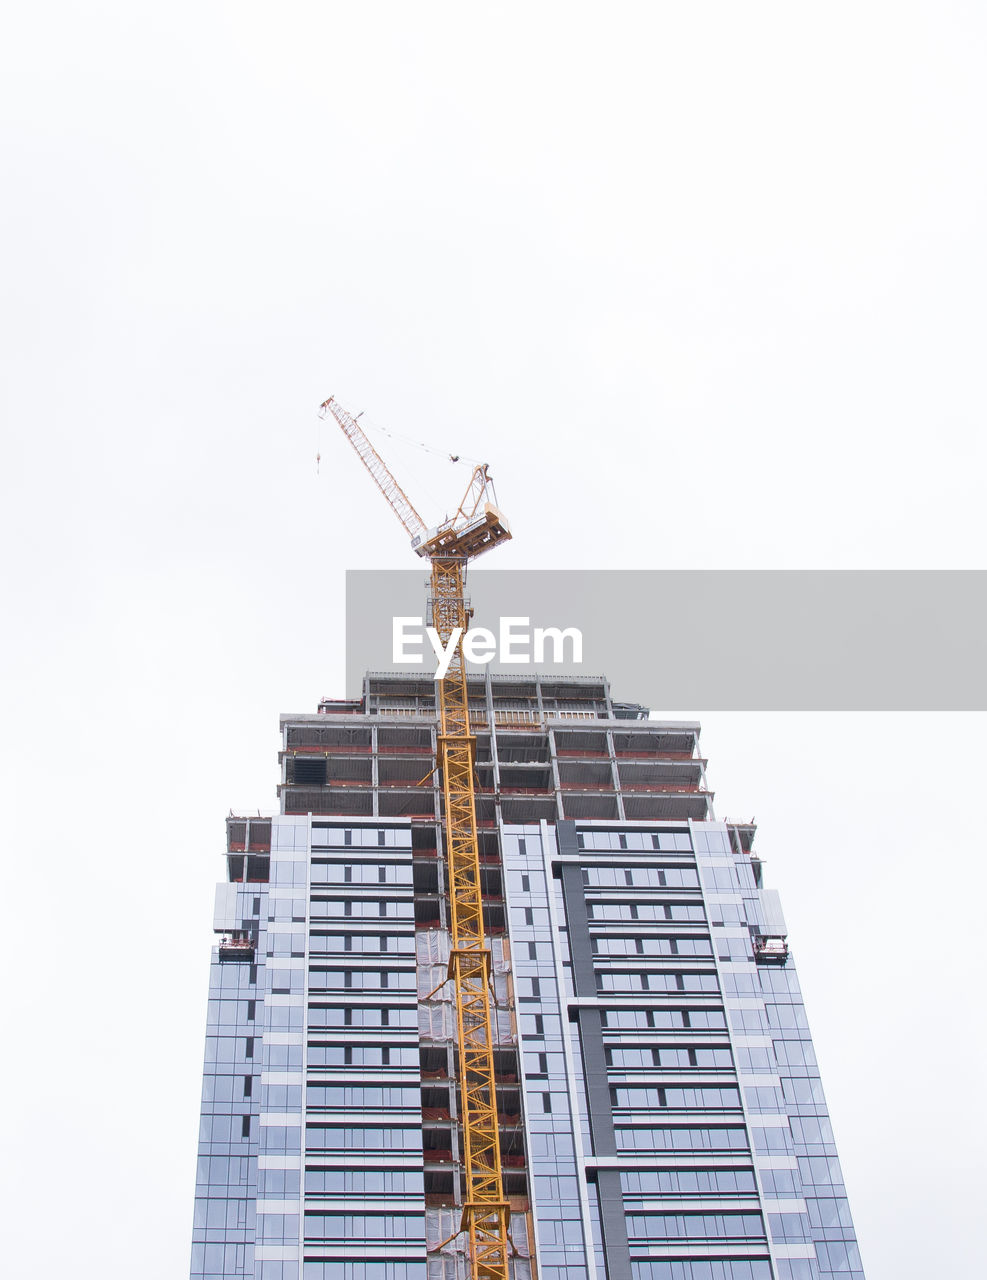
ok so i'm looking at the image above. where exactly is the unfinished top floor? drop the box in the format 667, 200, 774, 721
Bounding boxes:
320, 670, 652, 721
317, 672, 650, 723
280, 673, 709, 826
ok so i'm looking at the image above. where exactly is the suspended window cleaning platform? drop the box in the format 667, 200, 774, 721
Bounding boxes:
753, 935, 790, 964
218, 935, 255, 962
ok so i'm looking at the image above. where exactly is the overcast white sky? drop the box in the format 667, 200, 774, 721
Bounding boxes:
1, 4, 985, 1277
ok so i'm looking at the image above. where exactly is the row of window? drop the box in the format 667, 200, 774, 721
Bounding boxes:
299, 1263, 423, 1280
630, 1263, 770, 1280
616, 1125, 748, 1151
206, 1000, 256, 1026
309, 901, 414, 918
766, 1211, 809, 1242
612, 1085, 741, 1110
258, 1214, 299, 1242
744, 1086, 785, 1113
303, 1214, 424, 1241
190, 1243, 250, 1277
210, 964, 256, 992
626, 1212, 765, 1240
791, 1116, 836, 1146
195, 1156, 252, 1188
709, 903, 749, 925
312, 864, 412, 885
582, 866, 699, 888
577, 832, 693, 851
258, 1169, 300, 1195
602, 1008, 727, 1030
192, 1199, 254, 1230
198, 1116, 254, 1144
806, 1197, 855, 1229
701, 865, 755, 890
311, 827, 412, 848
201, 1075, 253, 1103
607, 1046, 732, 1068
307, 934, 415, 954
772, 1039, 817, 1067
589, 902, 706, 922
304, 1169, 423, 1194
620, 1168, 756, 1195
306, 1086, 420, 1108
305, 1125, 421, 1150
270, 862, 308, 886
593, 936, 712, 957
308, 1044, 417, 1067
261, 1085, 302, 1110
308, 1007, 418, 1028
798, 1157, 844, 1182
598, 972, 719, 994
308, 969, 417, 991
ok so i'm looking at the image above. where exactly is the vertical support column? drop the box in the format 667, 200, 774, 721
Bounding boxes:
548, 728, 564, 823
697, 736, 714, 821
486, 669, 501, 819
371, 724, 379, 818
484, 668, 497, 737
605, 730, 624, 822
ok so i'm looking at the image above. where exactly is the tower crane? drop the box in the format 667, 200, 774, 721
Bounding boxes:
319, 396, 513, 1280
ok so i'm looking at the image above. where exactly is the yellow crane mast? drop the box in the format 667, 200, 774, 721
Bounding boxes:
320, 396, 513, 1280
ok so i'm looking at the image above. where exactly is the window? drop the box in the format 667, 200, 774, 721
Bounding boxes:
626, 1212, 765, 1240
797, 1156, 843, 1187
759, 1169, 797, 1197
807, 1198, 854, 1229
612, 1085, 741, 1110
616, 1125, 748, 1152
772, 1039, 816, 1067
789, 1116, 834, 1147
767, 1213, 810, 1243
782, 1076, 825, 1106
753, 1126, 793, 1153
815, 1243, 862, 1272
621, 1168, 757, 1196
631, 1263, 770, 1280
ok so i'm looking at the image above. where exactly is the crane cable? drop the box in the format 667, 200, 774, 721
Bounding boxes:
315, 404, 483, 542
360, 413, 481, 468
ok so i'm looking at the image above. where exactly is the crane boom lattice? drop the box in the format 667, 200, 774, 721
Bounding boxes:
323, 397, 513, 1280
320, 396, 427, 540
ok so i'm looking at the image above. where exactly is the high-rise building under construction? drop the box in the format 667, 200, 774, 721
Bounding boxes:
191, 671, 865, 1280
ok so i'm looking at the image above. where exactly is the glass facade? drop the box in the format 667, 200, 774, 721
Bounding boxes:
191, 675, 864, 1280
